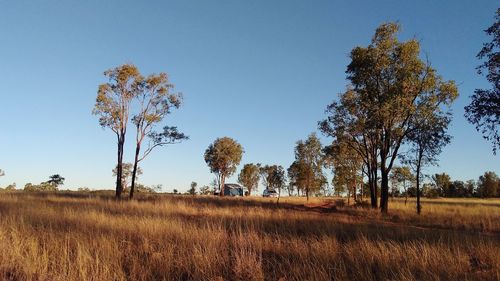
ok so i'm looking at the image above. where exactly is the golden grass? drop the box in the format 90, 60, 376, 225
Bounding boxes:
0, 192, 498, 281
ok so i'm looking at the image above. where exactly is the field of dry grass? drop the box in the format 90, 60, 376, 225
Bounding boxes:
0, 192, 498, 281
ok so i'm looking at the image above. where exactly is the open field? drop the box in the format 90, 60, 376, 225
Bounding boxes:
0, 192, 498, 281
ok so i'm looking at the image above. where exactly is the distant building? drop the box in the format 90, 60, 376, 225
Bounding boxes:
223, 183, 244, 196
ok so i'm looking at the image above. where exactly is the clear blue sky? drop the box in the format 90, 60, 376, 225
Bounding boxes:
0, 0, 498, 192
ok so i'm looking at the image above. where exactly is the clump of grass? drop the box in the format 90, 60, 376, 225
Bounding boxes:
0, 192, 498, 280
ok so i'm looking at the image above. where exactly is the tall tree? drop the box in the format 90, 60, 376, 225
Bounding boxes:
129, 71, 187, 199
47, 174, 65, 187
292, 133, 325, 201
112, 163, 143, 190
477, 171, 499, 198
404, 112, 452, 214
465, 8, 500, 154
321, 23, 457, 213
93, 64, 142, 198
204, 137, 244, 197
238, 163, 260, 196
259, 165, 286, 203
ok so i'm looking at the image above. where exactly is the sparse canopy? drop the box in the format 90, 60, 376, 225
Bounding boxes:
93, 64, 142, 198
259, 165, 286, 202
204, 137, 244, 196
465, 8, 500, 154
129, 71, 188, 199
238, 163, 260, 196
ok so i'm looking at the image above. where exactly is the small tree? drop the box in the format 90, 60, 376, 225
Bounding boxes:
260, 165, 286, 204
238, 163, 260, 196
390, 167, 414, 205
47, 174, 65, 187
188, 182, 197, 195
324, 137, 363, 205
204, 137, 244, 197
112, 163, 143, 190
405, 112, 452, 214
293, 133, 325, 201
199, 185, 211, 195
93, 64, 142, 198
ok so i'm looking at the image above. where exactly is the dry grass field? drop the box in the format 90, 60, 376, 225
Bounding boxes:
0, 192, 498, 281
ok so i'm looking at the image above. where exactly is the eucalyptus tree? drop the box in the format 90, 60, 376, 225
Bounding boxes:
465, 8, 500, 154
390, 166, 414, 205
259, 165, 286, 203
321, 23, 457, 213
238, 163, 260, 196
320, 91, 380, 208
129, 72, 187, 199
405, 112, 452, 214
292, 133, 325, 201
93, 64, 142, 198
112, 163, 143, 190
324, 138, 363, 204
204, 137, 244, 196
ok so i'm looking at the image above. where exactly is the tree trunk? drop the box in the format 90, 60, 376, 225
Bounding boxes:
130, 143, 141, 199
220, 174, 225, 197
347, 187, 350, 206
369, 169, 378, 208
353, 177, 357, 202
404, 179, 408, 205
416, 154, 423, 215
380, 169, 389, 214
115, 137, 124, 199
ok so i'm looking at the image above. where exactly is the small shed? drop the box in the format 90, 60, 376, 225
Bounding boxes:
223, 183, 244, 196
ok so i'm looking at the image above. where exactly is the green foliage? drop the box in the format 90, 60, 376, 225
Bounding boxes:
24, 182, 57, 192
199, 185, 211, 195
259, 165, 286, 196
93, 64, 143, 198
320, 22, 458, 213
465, 8, 500, 154
112, 163, 142, 189
290, 133, 325, 199
432, 173, 452, 197
47, 174, 65, 187
324, 136, 363, 198
188, 182, 197, 195
204, 137, 244, 195
4, 183, 16, 191
238, 163, 260, 196
477, 171, 499, 198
